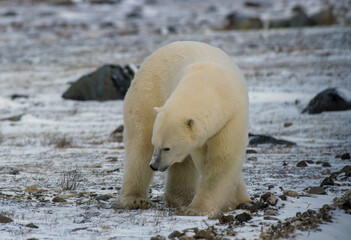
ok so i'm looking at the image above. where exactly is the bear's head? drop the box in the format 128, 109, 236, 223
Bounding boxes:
150, 107, 198, 172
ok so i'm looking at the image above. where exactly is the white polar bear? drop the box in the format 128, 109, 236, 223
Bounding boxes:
117, 41, 250, 215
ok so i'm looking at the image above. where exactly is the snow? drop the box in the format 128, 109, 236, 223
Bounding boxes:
0, 0, 351, 239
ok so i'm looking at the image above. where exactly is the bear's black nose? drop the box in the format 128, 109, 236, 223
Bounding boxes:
150, 164, 158, 171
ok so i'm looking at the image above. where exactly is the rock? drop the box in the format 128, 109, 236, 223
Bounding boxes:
264, 216, 279, 221
52, 196, 67, 203
296, 161, 308, 167
168, 230, 182, 239
109, 125, 124, 142
96, 194, 112, 201
311, 4, 336, 26
339, 165, 351, 177
0, 114, 24, 122
264, 209, 278, 216
306, 187, 326, 195
320, 177, 334, 187
150, 235, 166, 240
235, 212, 252, 223
194, 230, 215, 239
26, 223, 39, 228
219, 214, 234, 224
248, 133, 296, 146
25, 186, 38, 193
62, 64, 136, 101
341, 153, 351, 160
246, 149, 257, 154
260, 192, 272, 202
224, 12, 263, 30
322, 169, 331, 175
237, 201, 267, 212
284, 122, 293, 127
279, 195, 287, 201
247, 156, 257, 161
302, 88, 351, 114
283, 190, 299, 197
267, 196, 278, 206
10, 94, 29, 100
0, 214, 13, 223
244, 1, 261, 8
322, 162, 331, 167
268, 5, 316, 28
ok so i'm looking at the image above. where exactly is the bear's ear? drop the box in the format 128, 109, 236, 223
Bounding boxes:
186, 118, 194, 129
153, 107, 161, 115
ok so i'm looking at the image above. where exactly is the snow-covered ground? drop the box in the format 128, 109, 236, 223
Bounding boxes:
0, 0, 350, 239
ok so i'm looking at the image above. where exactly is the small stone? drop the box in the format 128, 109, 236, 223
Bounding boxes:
297, 161, 308, 167
279, 195, 287, 201
235, 212, 252, 223
219, 214, 234, 224
306, 187, 326, 195
283, 190, 299, 197
194, 229, 214, 239
261, 192, 272, 202
264, 209, 278, 216
267, 196, 278, 206
322, 162, 331, 167
208, 211, 223, 220
179, 236, 193, 240
25, 186, 38, 193
284, 122, 292, 127
26, 223, 39, 228
0, 214, 13, 223
247, 156, 257, 161
9, 169, 20, 175
306, 160, 314, 164
168, 230, 182, 239
52, 196, 67, 203
322, 169, 331, 175
150, 235, 166, 240
263, 216, 279, 221
96, 194, 112, 201
339, 165, 351, 177
246, 149, 257, 154
341, 153, 351, 160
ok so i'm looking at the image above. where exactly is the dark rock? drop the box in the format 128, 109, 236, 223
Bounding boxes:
126, 6, 143, 18
311, 4, 336, 26
2, 10, 17, 17
244, 1, 261, 8
91, 0, 121, 4
224, 12, 263, 30
246, 149, 257, 154
268, 5, 316, 28
0, 114, 24, 122
52, 196, 67, 203
284, 122, 293, 127
10, 94, 29, 100
322, 162, 331, 167
306, 187, 326, 195
151, 235, 166, 240
279, 195, 287, 201
109, 125, 124, 142
96, 194, 112, 201
339, 165, 351, 177
306, 160, 314, 164
341, 153, 351, 160
248, 133, 296, 146
260, 192, 272, 202
62, 64, 136, 101
219, 214, 234, 224
194, 230, 214, 239
235, 212, 252, 223
168, 230, 182, 239
297, 161, 308, 167
26, 223, 39, 228
320, 177, 334, 186
302, 88, 351, 114
0, 214, 13, 223
237, 201, 267, 212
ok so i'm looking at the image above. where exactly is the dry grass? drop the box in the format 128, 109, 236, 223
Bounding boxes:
59, 170, 82, 191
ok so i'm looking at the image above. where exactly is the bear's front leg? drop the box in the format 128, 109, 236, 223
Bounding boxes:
115, 134, 155, 210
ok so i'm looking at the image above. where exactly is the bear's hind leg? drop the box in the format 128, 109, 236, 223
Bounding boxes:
165, 156, 198, 208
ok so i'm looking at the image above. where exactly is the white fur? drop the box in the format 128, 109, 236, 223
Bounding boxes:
117, 41, 250, 214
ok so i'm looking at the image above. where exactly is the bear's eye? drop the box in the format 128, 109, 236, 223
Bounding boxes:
163, 148, 170, 152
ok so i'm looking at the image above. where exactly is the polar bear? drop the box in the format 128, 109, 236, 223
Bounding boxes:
117, 41, 250, 215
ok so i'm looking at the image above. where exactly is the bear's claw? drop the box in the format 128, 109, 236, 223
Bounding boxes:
113, 197, 154, 210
